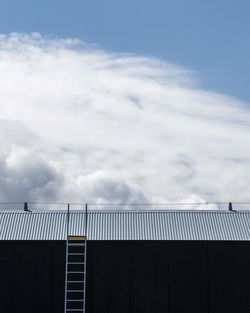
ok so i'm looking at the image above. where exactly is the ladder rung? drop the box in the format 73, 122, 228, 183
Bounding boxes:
68, 271, 84, 274
68, 262, 84, 264
67, 283, 85, 285
67, 290, 84, 292
66, 310, 83, 312
67, 299, 84, 302
68, 243, 85, 246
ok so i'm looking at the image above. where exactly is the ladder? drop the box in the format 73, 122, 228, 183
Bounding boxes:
64, 235, 87, 313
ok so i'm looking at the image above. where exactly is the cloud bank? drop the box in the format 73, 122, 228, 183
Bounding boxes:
0, 33, 250, 208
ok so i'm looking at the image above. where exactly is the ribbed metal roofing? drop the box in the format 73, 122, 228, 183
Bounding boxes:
0, 210, 250, 241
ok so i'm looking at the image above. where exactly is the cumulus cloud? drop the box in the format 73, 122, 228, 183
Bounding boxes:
0, 32, 250, 208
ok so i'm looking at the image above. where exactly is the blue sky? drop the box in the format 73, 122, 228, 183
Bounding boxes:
0, 1, 249, 205
0, 0, 250, 103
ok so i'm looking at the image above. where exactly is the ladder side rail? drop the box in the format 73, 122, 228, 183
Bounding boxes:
83, 239, 87, 312
83, 203, 88, 312
64, 204, 70, 313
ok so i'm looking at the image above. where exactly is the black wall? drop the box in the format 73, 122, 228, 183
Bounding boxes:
0, 241, 250, 313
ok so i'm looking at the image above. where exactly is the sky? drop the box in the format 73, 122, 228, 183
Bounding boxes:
0, 1, 250, 208
1, 0, 250, 102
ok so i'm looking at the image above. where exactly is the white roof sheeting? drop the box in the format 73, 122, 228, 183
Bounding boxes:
0, 210, 250, 241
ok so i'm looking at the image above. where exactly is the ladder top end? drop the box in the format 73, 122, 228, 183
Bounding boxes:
68, 235, 86, 241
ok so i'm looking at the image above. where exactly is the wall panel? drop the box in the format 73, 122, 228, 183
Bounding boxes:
0, 241, 250, 313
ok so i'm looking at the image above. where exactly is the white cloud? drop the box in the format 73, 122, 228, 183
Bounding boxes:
0, 33, 250, 208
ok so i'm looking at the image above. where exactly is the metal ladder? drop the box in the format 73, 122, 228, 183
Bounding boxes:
64, 204, 88, 313
65, 235, 87, 313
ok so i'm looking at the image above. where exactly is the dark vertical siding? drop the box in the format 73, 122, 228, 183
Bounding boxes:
0, 241, 250, 313
0, 241, 65, 313
87, 242, 130, 313
209, 243, 250, 313
0, 255, 12, 311
169, 243, 208, 313
130, 242, 169, 313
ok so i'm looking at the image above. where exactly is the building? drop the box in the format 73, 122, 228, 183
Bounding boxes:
0, 209, 250, 313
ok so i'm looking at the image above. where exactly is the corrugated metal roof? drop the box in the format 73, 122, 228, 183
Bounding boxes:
0, 210, 250, 241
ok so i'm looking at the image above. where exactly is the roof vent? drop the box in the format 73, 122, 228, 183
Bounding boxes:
229, 202, 237, 212
24, 202, 32, 213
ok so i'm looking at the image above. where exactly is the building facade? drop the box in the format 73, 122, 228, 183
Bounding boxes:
0, 210, 250, 313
